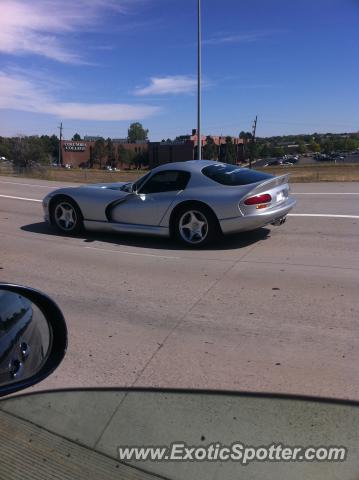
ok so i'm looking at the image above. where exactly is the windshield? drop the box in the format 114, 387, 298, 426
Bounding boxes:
0, 389, 356, 479
202, 164, 272, 186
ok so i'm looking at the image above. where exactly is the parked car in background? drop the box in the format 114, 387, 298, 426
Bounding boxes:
264, 159, 282, 167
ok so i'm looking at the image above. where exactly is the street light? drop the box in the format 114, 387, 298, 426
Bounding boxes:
197, 0, 202, 160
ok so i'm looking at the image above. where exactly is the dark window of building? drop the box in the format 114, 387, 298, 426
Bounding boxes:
202, 164, 272, 186
139, 170, 191, 194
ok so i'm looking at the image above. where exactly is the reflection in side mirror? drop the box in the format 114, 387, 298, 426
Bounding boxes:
0, 284, 67, 397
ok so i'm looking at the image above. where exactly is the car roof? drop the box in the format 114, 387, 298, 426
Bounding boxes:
152, 160, 217, 173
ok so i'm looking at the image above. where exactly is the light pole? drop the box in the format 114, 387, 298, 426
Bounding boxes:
197, 0, 202, 160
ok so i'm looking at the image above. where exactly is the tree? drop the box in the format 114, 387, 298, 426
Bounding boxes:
0, 138, 11, 159
203, 136, 218, 160
72, 133, 81, 141
106, 138, 116, 167
239, 131, 253, 141
117, 145, 129, 167
258, 143, 271, 158
12, 136, 29, 168
28, 137, 50, 165
127, 150, 138, 169
92, 138, 106, 168
11, 136, 50, 169
321, 139, 335, 154
297, 141, 307, 155
49, 134, 59, 159
344, 138, 358, 152
248, 141, 260, 163
239, 132, 253, 160
40, 135, 58, 161
273, 146, 285, 157
134, 151, 149, 168
141, 151, 149, 166
225, 136, 237, 164
127, 122, 149, 143
308, 141, 320, 153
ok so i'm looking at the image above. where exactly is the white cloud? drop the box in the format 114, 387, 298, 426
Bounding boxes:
135, 76, 198, 96
0, 0, 134, 63
204, 30, 286, 45
0, 71, 161, 121
49, 103, 160, 121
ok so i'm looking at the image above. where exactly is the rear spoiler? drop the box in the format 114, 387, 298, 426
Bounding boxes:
245, 174, 290, 198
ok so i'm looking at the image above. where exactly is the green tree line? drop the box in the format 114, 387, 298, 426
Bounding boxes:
88, 137, 149, 169
0, 123, 150, 170
1, 127, 358, 169
0, 135, 59, 168
202, 136, 239, 164
240, 132, 359, 160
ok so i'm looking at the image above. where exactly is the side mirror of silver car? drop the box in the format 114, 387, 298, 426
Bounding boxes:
0, 284, 67, 397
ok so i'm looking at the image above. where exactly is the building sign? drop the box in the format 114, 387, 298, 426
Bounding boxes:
64, 142, 86, 152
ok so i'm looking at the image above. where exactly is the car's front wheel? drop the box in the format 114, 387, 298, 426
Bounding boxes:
51, 197, 83, 234
174, 205, 219, 247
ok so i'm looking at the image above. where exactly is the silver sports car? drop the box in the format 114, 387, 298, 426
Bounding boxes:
43, 160, 296, 247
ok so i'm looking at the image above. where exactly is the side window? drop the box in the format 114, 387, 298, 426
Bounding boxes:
139, 171, 191, 194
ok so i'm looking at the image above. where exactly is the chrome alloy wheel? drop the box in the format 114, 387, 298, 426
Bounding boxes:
54, 202, 77, 231
179, 210, 209, 245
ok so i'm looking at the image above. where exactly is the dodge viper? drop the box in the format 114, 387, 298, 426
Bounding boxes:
43, 160, 296, 247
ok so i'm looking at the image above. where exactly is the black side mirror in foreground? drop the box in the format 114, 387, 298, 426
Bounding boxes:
0, 284, 67, 397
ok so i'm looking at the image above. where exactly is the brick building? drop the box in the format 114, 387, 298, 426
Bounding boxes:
60, 139, 148, 169
149, 130, 245, 168
61, 130, 245, 169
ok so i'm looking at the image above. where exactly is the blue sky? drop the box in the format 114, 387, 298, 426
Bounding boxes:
0, 0, 358, 140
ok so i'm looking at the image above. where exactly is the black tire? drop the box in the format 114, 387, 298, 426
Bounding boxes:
50, 196, 83, 235
173, 204, 220, 247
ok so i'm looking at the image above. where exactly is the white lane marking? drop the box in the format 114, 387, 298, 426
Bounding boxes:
0, 194, 42, 203
84, 246, 180, 260
288, 213, 359, 219
294, 192, 359, 195
0, 180, 64, 189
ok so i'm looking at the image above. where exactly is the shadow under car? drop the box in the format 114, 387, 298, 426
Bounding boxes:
20, 222, 271, 251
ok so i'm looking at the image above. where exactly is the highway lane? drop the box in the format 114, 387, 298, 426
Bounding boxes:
0, 176, 359, 400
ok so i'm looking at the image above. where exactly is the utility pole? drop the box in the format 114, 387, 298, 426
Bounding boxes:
197, 0, 202, 160
58, 122, 63, 166
249, 115, 258, 169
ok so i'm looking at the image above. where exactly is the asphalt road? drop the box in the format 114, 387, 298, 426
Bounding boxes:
1, 176, 359, 400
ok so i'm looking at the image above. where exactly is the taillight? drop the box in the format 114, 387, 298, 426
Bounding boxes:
244, 193, 272, 205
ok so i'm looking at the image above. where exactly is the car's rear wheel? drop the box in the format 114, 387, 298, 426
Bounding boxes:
174, 206, 219, 247
51, 197, 83, 234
